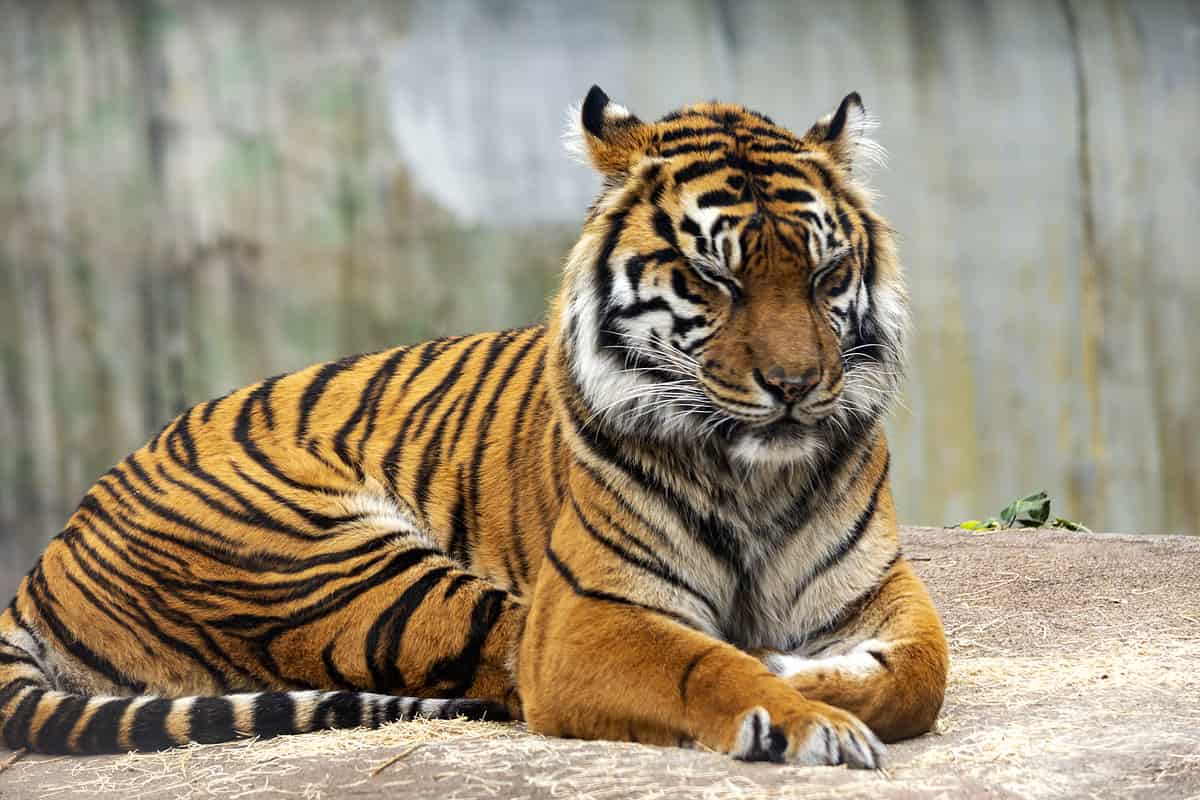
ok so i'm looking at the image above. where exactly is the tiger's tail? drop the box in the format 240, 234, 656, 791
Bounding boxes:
0, 611, 507, 754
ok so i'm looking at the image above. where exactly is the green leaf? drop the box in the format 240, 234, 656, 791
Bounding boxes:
961, 493, 1090, 534
957, 518, 1002, 531
1000, 491, 1051, 528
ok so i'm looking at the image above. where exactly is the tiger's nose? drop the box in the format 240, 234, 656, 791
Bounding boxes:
758, 366, 821, 404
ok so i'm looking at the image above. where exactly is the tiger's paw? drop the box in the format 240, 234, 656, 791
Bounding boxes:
729, 703, 885, 769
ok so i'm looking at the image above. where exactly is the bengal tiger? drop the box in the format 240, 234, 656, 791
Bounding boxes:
0, 86, 947, 768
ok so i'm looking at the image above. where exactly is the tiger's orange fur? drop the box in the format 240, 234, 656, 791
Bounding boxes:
0, 87, 946, 766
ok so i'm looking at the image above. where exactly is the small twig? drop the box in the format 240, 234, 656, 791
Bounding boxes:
0, 748, 27, 775
371, 742, 424, 777
908, 556, 933, 562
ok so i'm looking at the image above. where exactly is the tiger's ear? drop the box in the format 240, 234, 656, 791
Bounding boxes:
564, 85, 652, 177
803, 92, 885, 174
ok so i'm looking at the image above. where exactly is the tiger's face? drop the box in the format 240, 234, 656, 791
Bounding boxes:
559, 87, 908, 468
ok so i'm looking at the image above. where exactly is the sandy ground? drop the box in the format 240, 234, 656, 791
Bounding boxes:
1, 527, 1197, 800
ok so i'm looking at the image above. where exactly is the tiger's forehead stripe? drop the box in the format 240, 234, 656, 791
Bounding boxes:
619, 188, 856, 283
615, 107, 873, 274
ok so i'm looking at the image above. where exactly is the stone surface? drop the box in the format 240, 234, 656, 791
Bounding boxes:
1, 527, 1197, 799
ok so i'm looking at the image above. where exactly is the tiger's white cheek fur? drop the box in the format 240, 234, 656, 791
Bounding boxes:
870, 283, 908, 356
566, 281, 647, 424
564, 241, 713, 438
562, 237, 647, 422
606, 250, 711, 355
838, 280, 907, 421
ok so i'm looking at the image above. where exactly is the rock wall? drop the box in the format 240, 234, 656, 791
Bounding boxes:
1, 0, 1197, 595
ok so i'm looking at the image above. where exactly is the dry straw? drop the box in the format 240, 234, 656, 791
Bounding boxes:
1, 606, 1197, 799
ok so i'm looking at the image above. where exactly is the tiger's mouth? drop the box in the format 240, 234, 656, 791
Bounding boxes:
713, 413, 817, 446
714, 397, 841, 437
748, 416, 813, 441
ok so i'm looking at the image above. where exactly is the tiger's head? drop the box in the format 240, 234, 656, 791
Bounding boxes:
557, 86, 908, 469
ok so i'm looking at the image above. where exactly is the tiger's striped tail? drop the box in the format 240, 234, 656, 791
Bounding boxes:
0, 626, 507, 754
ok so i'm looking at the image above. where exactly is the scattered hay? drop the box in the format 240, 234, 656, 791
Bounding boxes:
896, 636, 1200, 799
5, 634, 1197, 800
0, 749, 27, 776
2, 530, 1198, 799
6, 717, 527, 799
370, 741, 425, 776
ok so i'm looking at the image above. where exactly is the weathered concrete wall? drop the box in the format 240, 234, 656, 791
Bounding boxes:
1, 0, 1197, 596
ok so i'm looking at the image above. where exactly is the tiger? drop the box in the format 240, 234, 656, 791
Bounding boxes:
0, 86, 947, 768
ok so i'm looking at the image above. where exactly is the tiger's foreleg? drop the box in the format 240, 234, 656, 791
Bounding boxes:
516, 515, 886, 768
762, 560, 948, 742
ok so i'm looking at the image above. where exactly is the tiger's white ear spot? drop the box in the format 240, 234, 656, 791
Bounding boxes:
602, 100, 633, 123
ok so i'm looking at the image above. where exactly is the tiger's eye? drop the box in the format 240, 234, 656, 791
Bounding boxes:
819, 258, 853, 297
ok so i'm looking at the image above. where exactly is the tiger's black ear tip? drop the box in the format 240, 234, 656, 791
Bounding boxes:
585, 85, 610, 106
837, 92, 865, 120
826, 92, 865, 141
582, 85, 610, 138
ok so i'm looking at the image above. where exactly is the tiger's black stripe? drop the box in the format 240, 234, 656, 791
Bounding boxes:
424, 588, 508, 694
788, 455, 891, 607
381, 337, 487, 490
544, 545, 701, 629
296, 354, 366, 445
366, 565, 453, 692
35, 693, 88, 753
464, 328, 546, 545
568, 495, 720, 624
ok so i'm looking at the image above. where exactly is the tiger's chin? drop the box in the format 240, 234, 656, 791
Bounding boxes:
726, 420, 831, 469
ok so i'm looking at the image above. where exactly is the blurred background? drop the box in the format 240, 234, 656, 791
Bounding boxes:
1, 0, 1198, 598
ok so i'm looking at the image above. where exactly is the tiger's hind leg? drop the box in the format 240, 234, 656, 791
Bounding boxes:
205, 489, 530, 718
16, 477, 528, 727
762, 559, 948, 742
290, 539, 528, 717
1, 499, 527, 753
